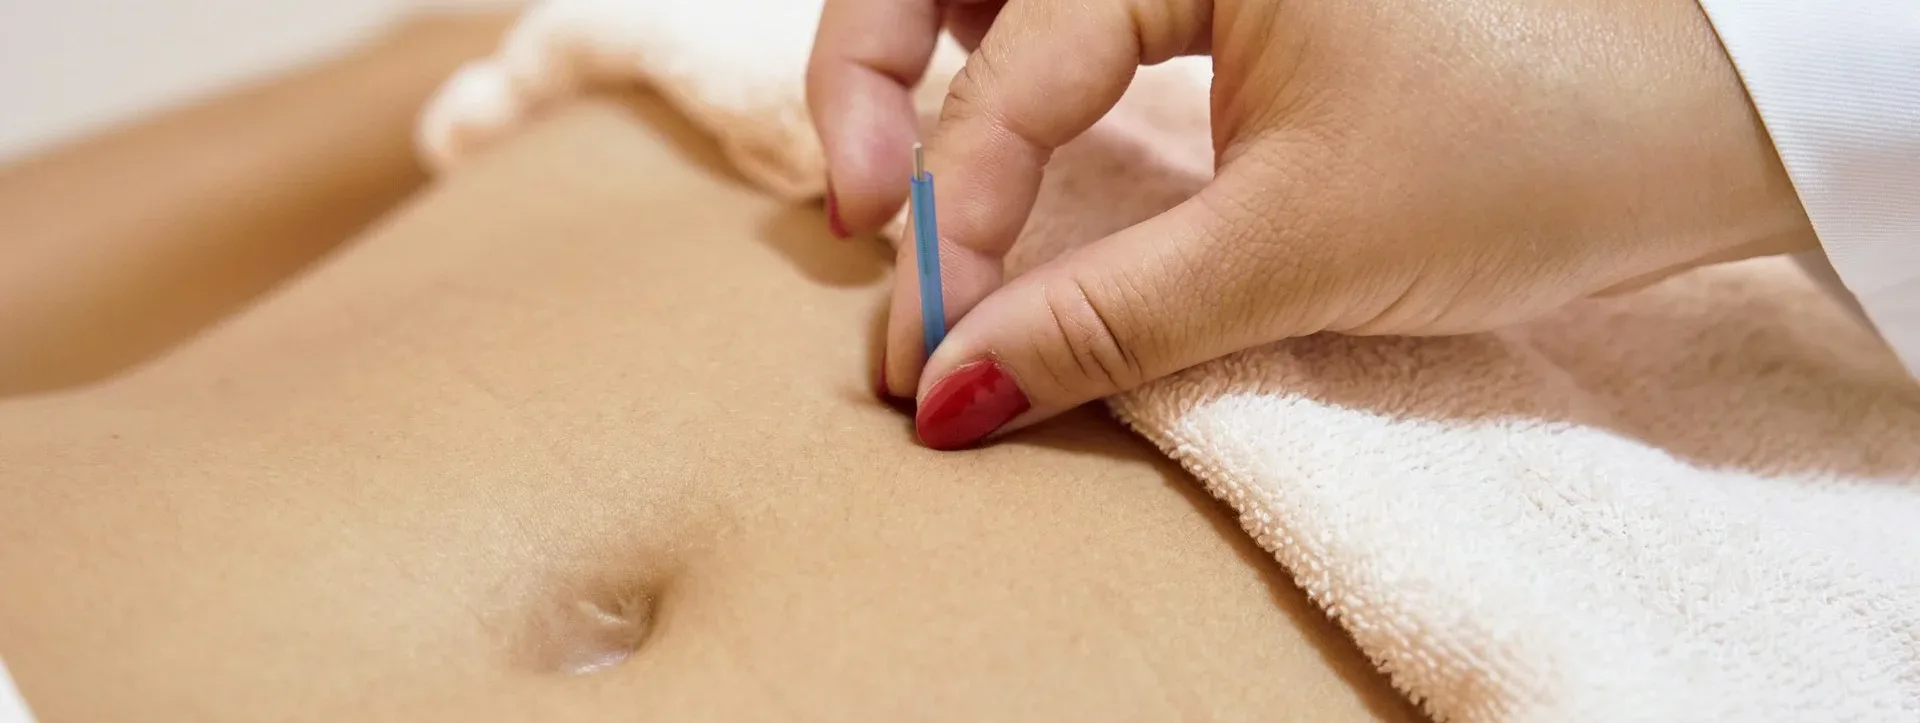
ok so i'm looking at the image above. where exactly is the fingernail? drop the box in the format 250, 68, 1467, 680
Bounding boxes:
914, 358, 1030, 450
826, 183, 850, 239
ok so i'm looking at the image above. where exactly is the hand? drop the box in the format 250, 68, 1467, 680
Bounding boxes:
808, 0, 1815, 450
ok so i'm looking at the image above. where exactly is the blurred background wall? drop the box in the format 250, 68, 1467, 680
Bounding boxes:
0, 0, 520, 163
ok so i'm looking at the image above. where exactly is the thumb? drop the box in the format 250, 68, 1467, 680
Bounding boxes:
912, 171, 1351, 450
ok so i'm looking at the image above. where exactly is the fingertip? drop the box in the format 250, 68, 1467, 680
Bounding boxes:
912, 355, 1033, 450
817, 73, 918, 232
886, 232, 1007, 400
883, 263, 932, 401
806, 0, 945, 234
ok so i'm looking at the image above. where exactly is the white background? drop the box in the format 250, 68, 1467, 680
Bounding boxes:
0, 0, 520, 162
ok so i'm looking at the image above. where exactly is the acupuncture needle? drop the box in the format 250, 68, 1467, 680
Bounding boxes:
910, 142, 947, 358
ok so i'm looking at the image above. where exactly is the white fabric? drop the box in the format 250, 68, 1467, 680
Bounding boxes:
1694, 0, 1920, 379
0, 657, 35, 723
417, 2, 1920, 720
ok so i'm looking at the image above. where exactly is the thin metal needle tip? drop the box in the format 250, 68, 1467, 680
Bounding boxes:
912, 142, 925, 180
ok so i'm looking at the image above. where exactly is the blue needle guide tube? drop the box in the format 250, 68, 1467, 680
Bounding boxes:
910, 143, 947, 358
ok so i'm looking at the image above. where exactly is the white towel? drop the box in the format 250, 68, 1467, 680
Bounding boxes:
416, 2, 1920, 719
0, 656, 34, 723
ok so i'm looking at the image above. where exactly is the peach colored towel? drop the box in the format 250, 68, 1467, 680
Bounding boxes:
417, 1, 1920, 719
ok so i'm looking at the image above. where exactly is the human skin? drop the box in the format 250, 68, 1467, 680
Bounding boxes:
809, 0, 1816, 449
0, 15, 511, 396
0, 87, 1420, 722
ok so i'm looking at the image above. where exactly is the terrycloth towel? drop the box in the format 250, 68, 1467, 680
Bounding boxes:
416, 2, 1920, 719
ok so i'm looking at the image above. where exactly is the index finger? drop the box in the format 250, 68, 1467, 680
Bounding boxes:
805, 0, 944, 234
884, 0, 1209, 399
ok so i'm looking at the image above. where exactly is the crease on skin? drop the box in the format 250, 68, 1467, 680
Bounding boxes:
1060, 276, 1139, 393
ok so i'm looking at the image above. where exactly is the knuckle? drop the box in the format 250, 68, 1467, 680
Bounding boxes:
939, 52, 996, 128
939, 48, 1051, 158
1034, 277, 1150, 395
1125, 0, 1208, 63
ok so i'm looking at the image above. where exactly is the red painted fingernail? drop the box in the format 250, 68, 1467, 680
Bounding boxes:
826, 184, 849, 239
914, 358, 1030, 450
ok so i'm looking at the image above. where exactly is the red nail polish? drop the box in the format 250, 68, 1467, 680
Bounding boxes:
914, 358, 1030, 450
826, 184, 850, 239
